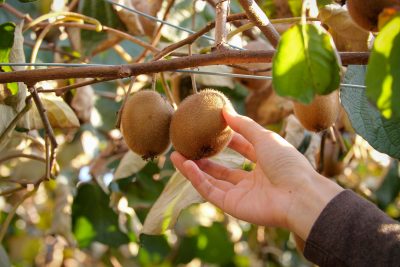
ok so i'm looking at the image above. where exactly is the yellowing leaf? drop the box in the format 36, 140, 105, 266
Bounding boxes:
142, 148, 245, 235
113, 150, 147, 181
319, 4, 372, 52
0, 105, 17, 151
142, 171, 204, 235
23, 94, 80, 130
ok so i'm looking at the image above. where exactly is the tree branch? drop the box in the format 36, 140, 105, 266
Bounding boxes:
214, 0, 230, 48
27, 86, 57, 179
153, 12, 248, 60
0, 51, 370, 84
238, 0, 280, 48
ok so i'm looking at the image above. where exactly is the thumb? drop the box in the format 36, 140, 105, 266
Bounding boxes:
222, 107, 266, 146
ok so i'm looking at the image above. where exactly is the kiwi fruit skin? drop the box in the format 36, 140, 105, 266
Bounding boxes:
121, 90, 174, 160
170, 89, 233, 160
347, 0, 400, 32
293, 90, 340, 132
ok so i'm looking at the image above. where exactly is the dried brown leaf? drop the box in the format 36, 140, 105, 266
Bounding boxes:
23, 94, 80, 130
113, 150, 147, 181
71, 81, 95, 123
319, 4, 372, 52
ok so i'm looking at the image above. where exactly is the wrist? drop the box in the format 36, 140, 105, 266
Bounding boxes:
286, 172, 344, 241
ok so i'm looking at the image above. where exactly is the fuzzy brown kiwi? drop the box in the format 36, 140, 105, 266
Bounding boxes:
293, 90, 340, 132
170, 89, 233, 160
120, 90, 174, 160
347, 0, 400, 32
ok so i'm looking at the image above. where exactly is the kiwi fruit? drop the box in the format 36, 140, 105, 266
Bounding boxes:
120, 90, 174, 160
170, 89, 233, 160
347, 0, 400, 32
293, 90, 340, 132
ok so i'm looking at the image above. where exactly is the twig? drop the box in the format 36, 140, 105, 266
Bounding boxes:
0, 153, 46, 165
0, 97, 32, 145
27, 86, 57, 180
238, 0, 280, 48
24, 40, 79, 59
67, 0, 80, 11
214, 0, 230, 48
318, 131, 327, 173
160, 72, 177, 109
0, 186, 38, 243
135, 0, 176, 63
37, 77, 115, 96
0, 51, 370, 84
0, 2, 32, 22
153, 12, 248, 60
333, 125, 348, 154
190, 1, 198, 94
115, 76, 136, 129
205, 0, 257, 40
0, 186, 26, 197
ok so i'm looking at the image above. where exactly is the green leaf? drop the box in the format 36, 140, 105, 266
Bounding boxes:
72, 183, 129, 248
78, 0, 125, 55
0, 22, 15, 63
341, 65, 400, 159
288, 0, 302, 17
375, 161, 400, 210
138, 234, 171, 266
366, 15, 400, 119
18, 0, 38, 2
272, 23, 341, 104
196, 223, 235, 264
0, 22, 18, 95
317, 0, 333, 8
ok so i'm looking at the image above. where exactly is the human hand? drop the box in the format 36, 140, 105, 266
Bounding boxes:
170, 108, 343, 240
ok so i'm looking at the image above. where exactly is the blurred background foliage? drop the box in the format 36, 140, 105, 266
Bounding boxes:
0, 0, 399, 266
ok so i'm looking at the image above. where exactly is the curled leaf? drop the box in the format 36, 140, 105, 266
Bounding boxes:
113, 150, 147, 181
23, 93, 80, 130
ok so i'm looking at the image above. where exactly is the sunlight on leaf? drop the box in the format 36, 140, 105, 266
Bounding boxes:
366, 15, 400, 119
341, 65, 400, 159
113, 151, 147, 181
22, 93, 80, 130
272, 23, 341, 104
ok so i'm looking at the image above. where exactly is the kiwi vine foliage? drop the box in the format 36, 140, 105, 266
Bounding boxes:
0, 0, 399, 267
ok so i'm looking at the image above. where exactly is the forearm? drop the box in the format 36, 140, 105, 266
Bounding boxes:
286, 172, 344, 241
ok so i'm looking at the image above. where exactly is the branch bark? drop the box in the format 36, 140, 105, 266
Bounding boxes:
238, 0, 280, 48
214, 0, 230, 48
0, 51, 370, 84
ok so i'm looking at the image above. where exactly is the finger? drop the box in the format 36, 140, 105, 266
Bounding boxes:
183, 160, 226, 209
228, 132, 257, 162
223, 107, 297, 154
171, 152, 232, 193
170, 151, 189, 177
223, 107, 267, 146
196, 158, 248, 185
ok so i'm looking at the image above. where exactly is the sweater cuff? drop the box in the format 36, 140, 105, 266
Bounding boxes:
303, 189, 399, 267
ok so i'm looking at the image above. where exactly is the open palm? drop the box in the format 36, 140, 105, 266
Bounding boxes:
170, 109, 318, 230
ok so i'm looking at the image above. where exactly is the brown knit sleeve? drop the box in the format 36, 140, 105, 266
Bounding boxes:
304, 189, 400, 267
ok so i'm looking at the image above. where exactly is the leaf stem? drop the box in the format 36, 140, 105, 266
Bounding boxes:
0, 186, 38, 243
